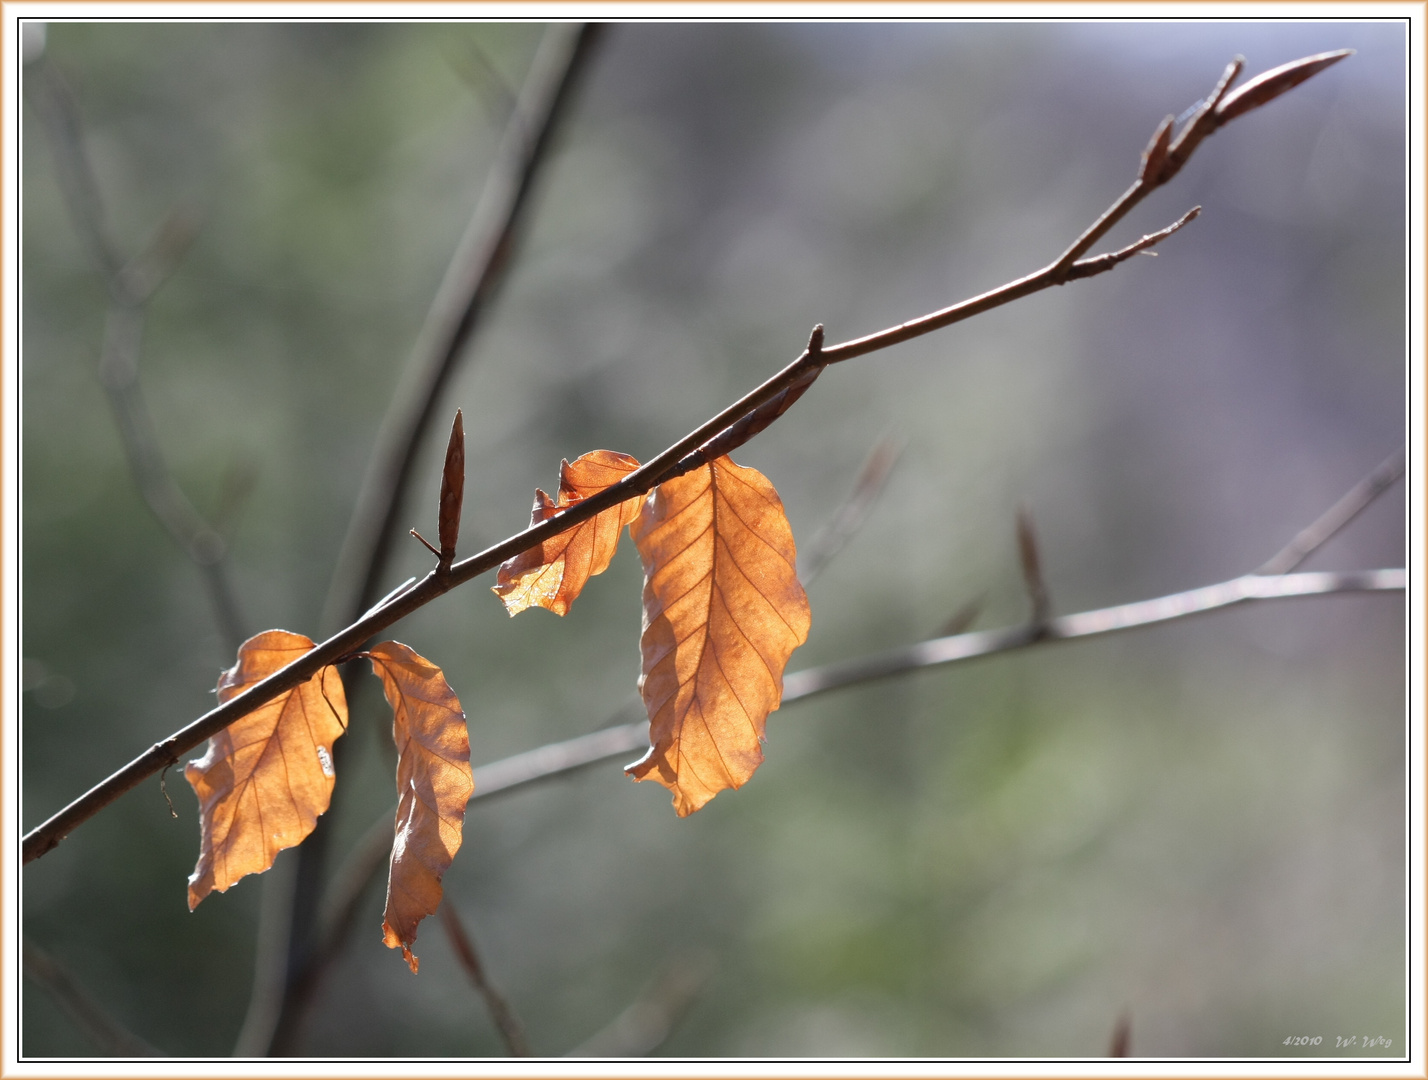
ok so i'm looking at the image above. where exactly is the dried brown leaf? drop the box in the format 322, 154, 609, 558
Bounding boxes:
368, 641, 474, 973
628, 455, 811, 816
492, 450, 642, 616
185, 630, 347, 910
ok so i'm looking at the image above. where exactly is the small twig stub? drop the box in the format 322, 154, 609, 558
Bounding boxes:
1015, 508, 1052, 628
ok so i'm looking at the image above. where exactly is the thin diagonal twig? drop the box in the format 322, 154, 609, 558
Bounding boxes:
1257, 446, 1405, 575
23, 939, 162, 1057
567, 952, 715, 1057
439, 902, 532, 1056
21, 51, 1357, 868
799, 437, 904, 584
937, 596, 984, 638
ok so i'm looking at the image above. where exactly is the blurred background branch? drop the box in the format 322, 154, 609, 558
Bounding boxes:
23, 939, 161, 1057
26, 56, 247, 652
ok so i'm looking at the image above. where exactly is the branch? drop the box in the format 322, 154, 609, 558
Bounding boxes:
26, 59, 247, 652
21, 50, 1355, 866
783, 566, 1402, 701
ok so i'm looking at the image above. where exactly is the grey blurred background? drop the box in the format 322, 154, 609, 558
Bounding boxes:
20, 20, 1406, 1059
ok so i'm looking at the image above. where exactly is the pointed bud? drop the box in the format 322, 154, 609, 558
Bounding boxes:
1215, 49, 1353, 124
438, 409, 465, 566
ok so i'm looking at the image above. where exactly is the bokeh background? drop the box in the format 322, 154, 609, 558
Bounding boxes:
20, 19, 1407, 1059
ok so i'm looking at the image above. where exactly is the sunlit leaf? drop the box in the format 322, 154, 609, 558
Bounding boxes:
185, 630, 347, 909
368, 640, 474, 973
627, 455, 811, 815
492, 450, 642, 616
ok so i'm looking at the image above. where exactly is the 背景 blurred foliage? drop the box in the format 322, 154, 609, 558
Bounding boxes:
21, 20, 1405, 1058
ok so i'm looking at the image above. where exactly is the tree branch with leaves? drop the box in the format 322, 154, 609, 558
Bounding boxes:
20, 36, 1402, 1056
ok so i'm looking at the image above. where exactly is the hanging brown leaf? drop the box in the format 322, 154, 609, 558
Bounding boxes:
185, 630, 348, 910
627, 454, 811, 816
492, 449, 642, 616
368, 640, 474, 974
438, 409, 465, 564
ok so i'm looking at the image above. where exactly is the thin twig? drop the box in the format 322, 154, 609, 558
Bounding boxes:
1062, 206, 1200, 280
21, 52, 1356, 867
798, 438, 904, 584
23, 938, 162, 1057
1257, 446, 1405, 575
27, 59, 246, 652
566, 952, 716, 1057
439, 902, 532, 1056
785, 567, 1402, 700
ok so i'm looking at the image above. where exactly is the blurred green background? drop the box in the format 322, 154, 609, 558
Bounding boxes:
20, 20, 1406, 1059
